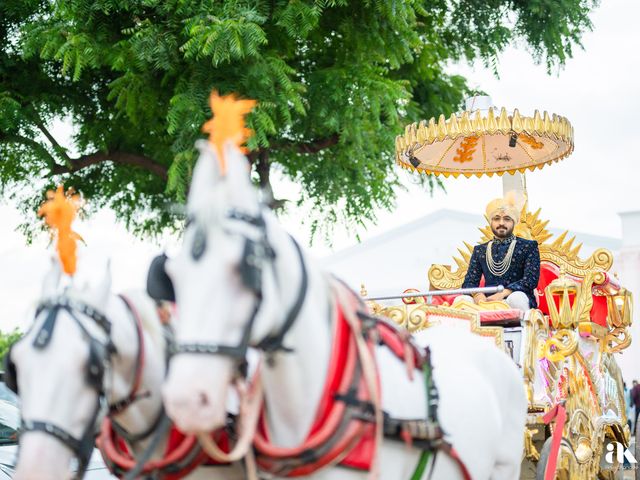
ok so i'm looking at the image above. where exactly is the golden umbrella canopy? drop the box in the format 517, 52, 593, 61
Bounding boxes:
395, 96, 574, 178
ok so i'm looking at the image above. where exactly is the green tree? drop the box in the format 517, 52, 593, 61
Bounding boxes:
0, 329, 22, 368
1, 0, 598, 239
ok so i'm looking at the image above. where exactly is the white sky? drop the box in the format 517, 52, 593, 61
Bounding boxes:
1, 0, 639, 331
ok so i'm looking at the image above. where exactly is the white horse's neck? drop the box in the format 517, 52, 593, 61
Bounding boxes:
259, 213, 332, 447
104, 292, 168, 456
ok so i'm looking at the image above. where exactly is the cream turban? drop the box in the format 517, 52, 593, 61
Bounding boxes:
486, 190, 526, 223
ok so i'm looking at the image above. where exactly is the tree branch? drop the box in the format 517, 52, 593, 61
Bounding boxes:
51, 151, 168, 179
254, 149, 286, 210
256, 150, 270, 190
273, 133, 340, 154
297, 133, 340, 154
2, 131, 168, 180
28, 106, 73, 167
0, 133, 58, 168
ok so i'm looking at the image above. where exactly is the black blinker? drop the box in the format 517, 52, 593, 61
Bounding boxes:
86, 340, 106, 392
146, 253, 176, 302
240, 239, 264, 293
191, 225, 207, 261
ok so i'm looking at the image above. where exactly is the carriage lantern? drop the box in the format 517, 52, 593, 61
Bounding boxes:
544, 271, 580, 330
609, 288, 633, 329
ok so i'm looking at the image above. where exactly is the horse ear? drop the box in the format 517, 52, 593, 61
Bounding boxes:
188, 140, 221, 209
225, 144, 259, 212
41, 256, 61, 298
93, 259, 112, 307
225, 144, 253, 191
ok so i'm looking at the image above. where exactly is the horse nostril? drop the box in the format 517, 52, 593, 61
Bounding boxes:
198, 391, 210, 406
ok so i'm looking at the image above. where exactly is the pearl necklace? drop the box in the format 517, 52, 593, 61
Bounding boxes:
486, 236, 517, 277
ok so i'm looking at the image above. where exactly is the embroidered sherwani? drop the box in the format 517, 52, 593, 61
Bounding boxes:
462, 235, 540, 308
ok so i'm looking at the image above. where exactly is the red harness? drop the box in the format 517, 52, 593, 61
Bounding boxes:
98, 418, 231, 480
253, 286, 434, 476
252, 285, 472, 479
253, 293, 377, 476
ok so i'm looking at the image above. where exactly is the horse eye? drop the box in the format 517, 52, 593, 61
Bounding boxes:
191, 226, 207, 261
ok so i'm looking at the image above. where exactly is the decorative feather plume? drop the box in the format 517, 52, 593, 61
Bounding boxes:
201, 91, 256, 175
38, 185, 84, 276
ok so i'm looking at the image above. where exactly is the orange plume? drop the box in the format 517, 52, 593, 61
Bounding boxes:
38, 185, 83, 276
201, 91, 256, 175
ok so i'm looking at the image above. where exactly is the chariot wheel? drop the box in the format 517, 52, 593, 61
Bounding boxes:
536, 437, 576, 480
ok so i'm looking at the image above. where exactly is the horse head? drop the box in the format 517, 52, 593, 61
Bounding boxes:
9, 259, 166, 479
162, 140, 294, 434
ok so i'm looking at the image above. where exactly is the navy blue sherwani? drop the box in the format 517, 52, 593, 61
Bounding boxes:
462, 235, 540, 308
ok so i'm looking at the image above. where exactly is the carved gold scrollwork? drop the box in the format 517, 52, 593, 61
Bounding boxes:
382, 306, 411, 330
603, 354, 629, 441
562, 357, 602, 479
379, 305, 432, 332
542, 329, 578, 362
522, 309, 550, 403
605, 327, 632, 353
377, 304, 504, 348
577, 321, 607, 339
539, 246, 613, 278
573, 272, 596, 324
428, 263, 466, 290
407, 307, 430, 331
567, 409, 593, 464
524, 428, 540, 462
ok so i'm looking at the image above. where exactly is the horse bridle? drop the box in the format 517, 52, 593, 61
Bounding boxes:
4, 295, 154, 480
174, 208, 308, 371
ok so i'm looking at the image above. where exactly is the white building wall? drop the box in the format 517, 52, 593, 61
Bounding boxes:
321, 211, 485, 296
614, 212, 640, 384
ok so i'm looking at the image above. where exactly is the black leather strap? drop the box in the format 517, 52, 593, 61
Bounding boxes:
32, 306, 60, 349
256, 235, 308, 354
112, 404, 168, 445
21, 398, 102, 480
37, 297, 112, 336
174, 300, 261, 364
21, 420, 82, 454
122, 411, 172, 480
227, 209, 266, 227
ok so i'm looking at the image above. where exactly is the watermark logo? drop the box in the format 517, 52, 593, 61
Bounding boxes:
605, 441, 637, 465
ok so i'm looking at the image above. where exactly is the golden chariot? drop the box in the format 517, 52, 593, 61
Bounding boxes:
365, 97, 635, 480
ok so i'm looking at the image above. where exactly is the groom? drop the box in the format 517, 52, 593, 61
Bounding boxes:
455, 193, 540, 312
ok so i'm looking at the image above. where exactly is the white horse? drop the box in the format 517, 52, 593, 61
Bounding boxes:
162, 140, 527, 479
7, 259, 244, 480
